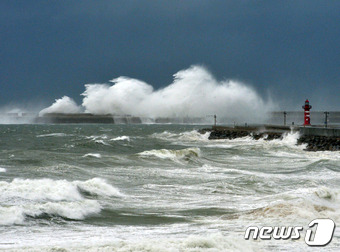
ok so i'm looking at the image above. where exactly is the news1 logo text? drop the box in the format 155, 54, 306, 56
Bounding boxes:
245, 218, 336, 247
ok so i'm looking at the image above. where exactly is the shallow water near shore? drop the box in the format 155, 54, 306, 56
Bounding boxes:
0, 124, 339, 251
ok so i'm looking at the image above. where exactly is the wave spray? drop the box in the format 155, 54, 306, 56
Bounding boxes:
41, 65, 274, 122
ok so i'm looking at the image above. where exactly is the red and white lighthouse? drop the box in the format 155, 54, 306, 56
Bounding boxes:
302, 99, 312, 126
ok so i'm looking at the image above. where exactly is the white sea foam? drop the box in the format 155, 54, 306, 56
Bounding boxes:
0, 167, 6, 172
110, 136, 130, 141
1, 232, 256, 251
83, 153, 102, 158
245, 186, 340, 224
0, 206, 25, 225
208, 131, 305, 152
106, 233, 255, 252
138, 147, 201, 162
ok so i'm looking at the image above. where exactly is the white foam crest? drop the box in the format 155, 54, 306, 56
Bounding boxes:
0, 167, 6, 172
74, 178, 123, 197
138, 147, 201, 162
86, 135, 111, 146
81, 65, 274, 122
178, 130, 210, 141
86, 134, 108, 140
37, 133, 70, 138
0, 200, 101, 225
39, 96, 82, 116
266, 133, 308, 153
82, 153, 102, 158
0, 178, 121, 225
110, 136, 130, 141
151, 131, 178, 139
152, 130, 209, 142
25, 200, 101, 220
0, 178, 121, 201
243, 131, 306, 152
0, 178, 83, 202
95, 140, 110, 146
272, 131, 301, 146
215, 131, 305, 151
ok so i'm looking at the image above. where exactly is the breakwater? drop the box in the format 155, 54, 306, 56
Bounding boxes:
2, 111, 340, 125
199, 126, 340, 151
34, 113, 206, 124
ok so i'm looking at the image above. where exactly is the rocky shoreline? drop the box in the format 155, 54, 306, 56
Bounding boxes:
199, 126, 340, 151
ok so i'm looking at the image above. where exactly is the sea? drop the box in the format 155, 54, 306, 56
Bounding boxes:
0, 124, 339, 251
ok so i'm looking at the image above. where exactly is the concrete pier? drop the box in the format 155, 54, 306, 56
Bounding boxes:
299, 127, 340, 137
35, 113, 115, 124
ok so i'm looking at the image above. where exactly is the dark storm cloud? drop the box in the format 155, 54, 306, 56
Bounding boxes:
0, 0, 339, 110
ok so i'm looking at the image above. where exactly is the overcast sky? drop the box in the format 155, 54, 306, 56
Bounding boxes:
1, 0, 339, 110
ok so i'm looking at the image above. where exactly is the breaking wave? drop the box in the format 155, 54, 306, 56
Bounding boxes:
152, 130, 210, 142
111, 136, 130, 141
138, 147, 201, 162
76, 178, 123, 197
0, 178, 122, 225
267, 131, 302, 147
0, 168, 6, 173
0, 200, 101, 225
85, 135, 111, 146
82, 153, 102, 158
205, 131, 305, 152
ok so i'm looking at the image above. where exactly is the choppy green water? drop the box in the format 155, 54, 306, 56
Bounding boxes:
0, 124, 339, 251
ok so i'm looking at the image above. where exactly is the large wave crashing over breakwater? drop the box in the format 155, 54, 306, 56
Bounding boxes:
40, 66, 274, 122
39, 96, 82, 116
